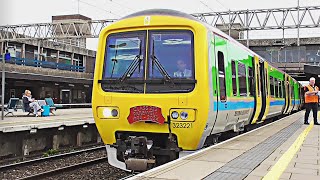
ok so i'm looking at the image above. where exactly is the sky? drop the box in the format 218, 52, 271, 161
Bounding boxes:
1, 0, 320, 50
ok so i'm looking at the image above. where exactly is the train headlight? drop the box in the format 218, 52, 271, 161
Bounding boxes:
103, 108, 112, 117
111, 109, 118, 117
97, 107, 119, 119
180, 111, 188, 120
169, 109, 195, 122
171, 111, 179, 119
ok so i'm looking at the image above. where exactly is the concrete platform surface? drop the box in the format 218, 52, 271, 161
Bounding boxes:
0, 108, 94, 132
131, 111, 320, 180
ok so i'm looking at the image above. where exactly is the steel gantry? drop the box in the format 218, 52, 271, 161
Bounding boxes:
192, 6, 320, 46
0, 19, 116, 41
1, 6, 320, 42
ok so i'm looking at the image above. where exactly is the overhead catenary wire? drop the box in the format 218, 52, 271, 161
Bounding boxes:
77, 0, 121, 17
108, 0, 135, 12
199, 1, 215, 12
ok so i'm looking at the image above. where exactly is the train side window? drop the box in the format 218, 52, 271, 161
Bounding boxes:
238, 62, 247, 96
279, 80, 283, 98
275, 79, 279, 98
231, 61, 237, 96
282, 80, 286, 98
270, 76, 275, 97
248, 66, 254, 97
218, 51, 226, 101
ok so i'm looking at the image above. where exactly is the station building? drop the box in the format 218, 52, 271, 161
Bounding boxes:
0, 14, 95, 104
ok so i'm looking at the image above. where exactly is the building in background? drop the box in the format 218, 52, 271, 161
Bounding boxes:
0, 14, 96, 104
52, 14, 92, 48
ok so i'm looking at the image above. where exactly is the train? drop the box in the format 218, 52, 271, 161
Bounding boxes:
92, 9, 304, 172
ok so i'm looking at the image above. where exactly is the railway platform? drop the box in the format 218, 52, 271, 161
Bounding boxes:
131, 111, 320, 180
0, 108, 99, 159
0, 108, 94, 133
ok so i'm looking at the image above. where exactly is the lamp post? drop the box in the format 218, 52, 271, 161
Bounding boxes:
1, 42, 5, 120
297, 0, 300, 46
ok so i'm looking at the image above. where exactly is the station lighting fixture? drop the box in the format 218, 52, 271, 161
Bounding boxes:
58, 126, 64, 131
83, 124, 88, 128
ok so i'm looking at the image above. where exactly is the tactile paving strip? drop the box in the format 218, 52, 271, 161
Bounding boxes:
203, 120, 303, 180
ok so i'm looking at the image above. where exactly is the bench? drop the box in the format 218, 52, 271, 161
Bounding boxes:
4, 98, 19, 116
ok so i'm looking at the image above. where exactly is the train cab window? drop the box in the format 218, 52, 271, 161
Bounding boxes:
248, 66, 254, 97
103, 31, 146, 79
238, 62, 247, 96
231, 61, 237, 96
218, 51, 226, 101
102, 31, 146, 93
146, 30, 195, 93
270, 76, 275, 97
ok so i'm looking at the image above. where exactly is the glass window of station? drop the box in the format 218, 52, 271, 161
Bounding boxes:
252, 45, 320, 66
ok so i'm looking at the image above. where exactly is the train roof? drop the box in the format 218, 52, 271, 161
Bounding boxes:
121, 9, 297, 83
121, 9, 201, 22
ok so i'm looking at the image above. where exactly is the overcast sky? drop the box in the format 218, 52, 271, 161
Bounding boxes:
1, 0, 320, 50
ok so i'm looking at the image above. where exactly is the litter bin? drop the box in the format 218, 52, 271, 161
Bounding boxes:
41, 105, 50, 117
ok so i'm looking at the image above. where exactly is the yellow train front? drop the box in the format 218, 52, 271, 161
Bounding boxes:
93, 10, 212, 171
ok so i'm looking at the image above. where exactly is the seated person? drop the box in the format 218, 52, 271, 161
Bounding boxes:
173, 60, 192, 78
22, 90, 43, 117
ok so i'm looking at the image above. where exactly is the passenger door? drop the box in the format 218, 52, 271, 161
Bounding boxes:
250, 56, 263, 124
210, 36, 229, 133
257, 61, 268, 122
283, 75, 291, 114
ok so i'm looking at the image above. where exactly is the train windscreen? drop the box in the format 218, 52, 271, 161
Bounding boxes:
102, 30, 195, 93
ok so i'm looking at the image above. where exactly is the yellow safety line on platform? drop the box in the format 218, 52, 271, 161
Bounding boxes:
262, 121, 314, 180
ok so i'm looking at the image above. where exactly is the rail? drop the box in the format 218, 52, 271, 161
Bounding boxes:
20, 157, 107, 180
0, 146, 105, 171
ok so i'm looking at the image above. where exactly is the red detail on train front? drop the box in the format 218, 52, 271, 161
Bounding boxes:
127, 106, 165, 124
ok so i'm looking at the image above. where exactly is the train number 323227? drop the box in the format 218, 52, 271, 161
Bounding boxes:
172, 122, 193, 128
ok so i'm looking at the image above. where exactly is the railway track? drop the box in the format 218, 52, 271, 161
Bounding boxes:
0, 146, 110, 179
19, 157, 107, 180
0, 146, 105, 172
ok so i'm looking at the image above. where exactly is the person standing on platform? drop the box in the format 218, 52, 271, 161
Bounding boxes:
304, 77, 320, 125
4, 50, 11, 62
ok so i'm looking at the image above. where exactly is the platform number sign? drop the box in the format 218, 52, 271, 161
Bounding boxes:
144, 16, 151, 25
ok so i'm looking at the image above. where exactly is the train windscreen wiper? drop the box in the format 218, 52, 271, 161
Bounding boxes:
151, 40, 174, 84
109, 43, 127, 78
120, 42, 143, 82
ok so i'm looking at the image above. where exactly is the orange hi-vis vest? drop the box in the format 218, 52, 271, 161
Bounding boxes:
304, 85, 319, 103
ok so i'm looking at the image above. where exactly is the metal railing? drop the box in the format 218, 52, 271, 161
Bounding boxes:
0, 57, 85, 72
